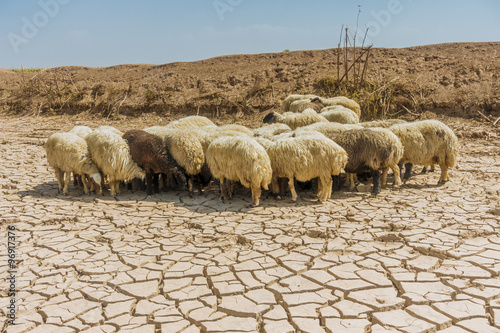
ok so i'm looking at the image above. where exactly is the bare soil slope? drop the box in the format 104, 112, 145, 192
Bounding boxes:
0, 42, 499, 123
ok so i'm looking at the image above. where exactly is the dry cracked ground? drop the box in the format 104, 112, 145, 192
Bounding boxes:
1, 115, 500, 333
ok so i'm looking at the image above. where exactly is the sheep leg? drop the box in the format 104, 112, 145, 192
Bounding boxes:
63, 171, 71, 195
380, 167, 389, 188
81, 174, 89, 194
195, 174, 203, 195
316, 178, 323, 199
438, 164, 449, 184
278, 178, 288, 199
227, 180, 234, 199
145, 171, 154, 195
73, 173, 80, 187
188, 176, 194, 197
271, 175, 279, 196
371, 169, 381, 195
348, 173, 356, 191
391, 164, 402, 188
251, 186, 262, 207
109, 180, 117, 196
332, 175, 341, 192
403, 163, 413, 181
153, 173, 160, 193
344, 173, 350, 189
54, 167, 64, 192
289, 177, 298, 201
219, 178, 227, 202
319, 176, 332, 202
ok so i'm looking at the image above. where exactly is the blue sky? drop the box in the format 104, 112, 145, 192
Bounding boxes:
0, 0, 499, 68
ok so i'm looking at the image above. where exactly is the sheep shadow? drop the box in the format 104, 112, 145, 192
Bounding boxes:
16, 181, 177, 203
16, 181, 98, 202
401, 182, 444, 190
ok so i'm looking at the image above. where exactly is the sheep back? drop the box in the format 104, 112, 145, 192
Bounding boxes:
253, 123, 292, 139
216, 124, 252, 135
283, 94, 319, 111
288, 99, 323, 113
298, 122, 362, 137
68, 125, 92, 138
320, 107, 360, 124
265, 109, 328, 130
360, 119, 407, 128
165, 116, 215, 129
327, 129, 392, 173
315, 96, 361, 117
97, 125, 123, 136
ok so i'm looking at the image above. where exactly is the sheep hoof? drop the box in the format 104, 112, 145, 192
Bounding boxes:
437, 180, 447, 185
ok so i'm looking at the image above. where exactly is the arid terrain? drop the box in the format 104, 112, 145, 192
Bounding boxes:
0, 42, 499, 122
1, 42, 500, 333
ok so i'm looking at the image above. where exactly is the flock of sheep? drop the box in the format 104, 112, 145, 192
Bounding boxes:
44, 94, 459, 206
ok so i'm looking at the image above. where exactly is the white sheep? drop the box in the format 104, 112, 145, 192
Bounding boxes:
68, 125, 92, 138
315, 96, 361, 117
283, 94, 319, 111
85, 129, 145, 196
266, 133, 348, 202
320, 106, 360, 124
263, 108, 328, 130
368, 127, 404, 188
252, 123, 292, 139
165, 116, 215, 129
44, 132, 102, 195
389, 120, 459, 184
206, 136, 272, 207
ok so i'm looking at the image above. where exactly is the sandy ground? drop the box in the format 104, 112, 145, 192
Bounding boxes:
0, 114, 499, 332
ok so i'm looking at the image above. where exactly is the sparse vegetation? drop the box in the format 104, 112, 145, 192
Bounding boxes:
9, 67, 45, 73
0, 42, 498, 120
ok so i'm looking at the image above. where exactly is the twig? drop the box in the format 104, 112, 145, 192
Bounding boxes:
475, 109, 491, 122
344, 27, 349, 85
401, 105, 421, 117
493, 116, 500, 126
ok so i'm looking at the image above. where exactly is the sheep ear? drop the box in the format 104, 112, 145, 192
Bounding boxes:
91, 173, 102, 184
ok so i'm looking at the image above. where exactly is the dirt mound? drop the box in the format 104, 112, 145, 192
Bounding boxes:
0, 68, 16, 75
1, 42, 499, 122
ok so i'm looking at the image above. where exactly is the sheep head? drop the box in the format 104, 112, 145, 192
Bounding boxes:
263, 112, 277, 124
90, 173, 102, 195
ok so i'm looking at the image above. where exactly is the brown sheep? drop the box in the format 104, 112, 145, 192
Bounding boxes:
123, 130, 186, 195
